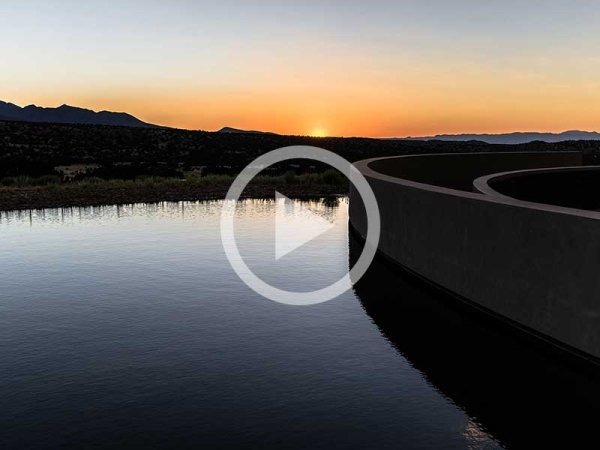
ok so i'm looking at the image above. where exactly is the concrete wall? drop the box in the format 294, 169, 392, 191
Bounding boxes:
474, 166, 600, 211
350, 152, 600, 361
368, 151, 582, 191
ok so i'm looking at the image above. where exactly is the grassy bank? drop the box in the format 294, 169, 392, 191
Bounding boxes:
0, 171, 348, 212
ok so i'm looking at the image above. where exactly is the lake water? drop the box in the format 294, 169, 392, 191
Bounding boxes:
1, 199, 598, 449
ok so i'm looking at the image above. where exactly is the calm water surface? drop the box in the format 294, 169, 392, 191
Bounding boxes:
0, 199, 597, 449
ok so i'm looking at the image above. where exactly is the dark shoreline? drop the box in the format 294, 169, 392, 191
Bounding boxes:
0, 183, 347, 212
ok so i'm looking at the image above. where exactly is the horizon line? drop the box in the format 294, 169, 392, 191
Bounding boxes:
3, 98, 600, 139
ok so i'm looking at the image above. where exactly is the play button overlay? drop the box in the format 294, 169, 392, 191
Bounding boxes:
275, 192, 335, 260
221, 146, 381, 306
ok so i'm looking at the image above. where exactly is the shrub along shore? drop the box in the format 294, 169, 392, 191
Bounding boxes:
0, 172, 348, 212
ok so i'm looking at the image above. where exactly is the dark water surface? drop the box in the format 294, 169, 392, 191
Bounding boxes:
0, 200, 598, 449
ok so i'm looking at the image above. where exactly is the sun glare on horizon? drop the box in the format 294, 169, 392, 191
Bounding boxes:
309, 128, 328, 138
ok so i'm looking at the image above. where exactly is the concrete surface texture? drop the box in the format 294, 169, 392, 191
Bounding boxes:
349, 151, 600, 361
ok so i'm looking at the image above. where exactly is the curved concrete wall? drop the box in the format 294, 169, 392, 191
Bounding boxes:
367, 151, 582, 191
474, 166, 600, 211
349, 152, 600, 362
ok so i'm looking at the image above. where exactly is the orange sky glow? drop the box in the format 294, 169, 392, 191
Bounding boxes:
2, 1, 600, 137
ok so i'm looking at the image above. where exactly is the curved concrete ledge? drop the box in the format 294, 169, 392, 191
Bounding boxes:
475, 166, 600, 212
349, 152, 600, 362
365, 151, 582, 191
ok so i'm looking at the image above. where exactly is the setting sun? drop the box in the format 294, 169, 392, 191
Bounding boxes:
309, 128, 328, 138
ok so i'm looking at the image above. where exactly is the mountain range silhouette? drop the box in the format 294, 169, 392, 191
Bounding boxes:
401, 130, 600, 144
0, 101, 157, 128
217, 126, 276, 135
2, 100, 600, 143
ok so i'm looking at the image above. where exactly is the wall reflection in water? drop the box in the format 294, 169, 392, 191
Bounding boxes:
349, 232, 600, 448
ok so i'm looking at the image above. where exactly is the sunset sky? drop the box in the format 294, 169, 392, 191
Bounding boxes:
2, 0, 600, 137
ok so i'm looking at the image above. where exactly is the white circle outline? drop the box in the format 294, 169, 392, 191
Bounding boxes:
220, 146, 380, 306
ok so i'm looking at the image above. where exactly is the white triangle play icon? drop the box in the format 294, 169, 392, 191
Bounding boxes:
275, 192, 335, 260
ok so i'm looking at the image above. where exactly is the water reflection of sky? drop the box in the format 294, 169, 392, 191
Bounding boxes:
0, 199, 500, 449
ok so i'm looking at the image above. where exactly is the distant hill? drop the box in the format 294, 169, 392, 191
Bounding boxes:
218, 126, 277, 135
401, 130, 600, 145
0, 101, 158, 128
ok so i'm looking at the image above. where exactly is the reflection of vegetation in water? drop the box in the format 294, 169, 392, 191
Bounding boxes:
318, 196, 342, 208
0, 168, 348, 211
